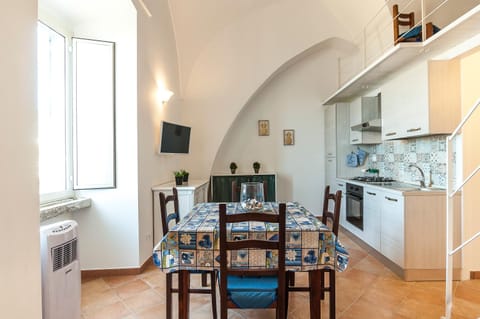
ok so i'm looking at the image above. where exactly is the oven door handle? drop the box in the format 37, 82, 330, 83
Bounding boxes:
346, 193, 362, 200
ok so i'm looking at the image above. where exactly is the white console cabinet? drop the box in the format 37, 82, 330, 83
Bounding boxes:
152, 179, 209, 244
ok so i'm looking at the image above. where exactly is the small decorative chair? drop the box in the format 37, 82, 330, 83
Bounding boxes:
393, 4, 437, 44
218, 202, 286, 319
159, 188, 217, 319
286, 185, 342, 319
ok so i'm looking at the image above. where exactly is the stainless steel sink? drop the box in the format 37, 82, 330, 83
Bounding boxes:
418, 187, 445, 192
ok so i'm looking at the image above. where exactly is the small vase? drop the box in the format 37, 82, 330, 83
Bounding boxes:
175, 176, 183, 186
254, 168, 259, 174
230, 169, 236, 174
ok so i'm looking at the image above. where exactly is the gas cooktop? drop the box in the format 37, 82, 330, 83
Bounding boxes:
350, 176, 395, 183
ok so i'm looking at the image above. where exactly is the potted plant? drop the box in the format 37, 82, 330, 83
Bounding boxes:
174, 171, 183, 186
253, 161, 260, 174
181, 169, 189, 183
229, 162, 237, 174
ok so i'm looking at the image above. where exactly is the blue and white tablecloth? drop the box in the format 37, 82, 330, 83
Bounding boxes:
153, 202, 349, 273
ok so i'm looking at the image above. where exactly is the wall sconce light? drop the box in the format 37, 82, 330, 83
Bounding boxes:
158, 88, 174, 104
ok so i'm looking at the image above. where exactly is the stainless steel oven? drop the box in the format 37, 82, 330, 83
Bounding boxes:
346, 183, 363, 230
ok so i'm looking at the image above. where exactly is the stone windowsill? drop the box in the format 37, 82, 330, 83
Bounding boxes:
40, 197, 91, 222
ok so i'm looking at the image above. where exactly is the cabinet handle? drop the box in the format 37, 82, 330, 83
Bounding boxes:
407, 127, 422, 133
337, 183, 344, 187
385, 196, 398, 202
351, 138, 359, 142
366, 191, 376, 196
385, 132, 397, 136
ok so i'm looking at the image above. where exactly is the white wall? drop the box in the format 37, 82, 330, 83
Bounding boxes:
136, 0, 184, 264
0, 0, 43, 318
179, 2, 352, 180
73, 1, 139, 269
212, 44, 341, 213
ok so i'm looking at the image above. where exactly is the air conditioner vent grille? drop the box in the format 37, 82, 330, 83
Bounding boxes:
52, 238, 77, 272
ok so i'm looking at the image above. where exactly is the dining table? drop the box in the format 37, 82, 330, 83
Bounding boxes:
153, 201, 349, 319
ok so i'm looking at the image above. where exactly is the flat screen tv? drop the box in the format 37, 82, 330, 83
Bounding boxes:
159, 121, 191, 154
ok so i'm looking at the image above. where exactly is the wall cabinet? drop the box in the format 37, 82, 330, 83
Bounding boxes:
381, 59, 460, 140
349, 97, 381, 144
152, 179, 209, 244
210, 173, 276, 202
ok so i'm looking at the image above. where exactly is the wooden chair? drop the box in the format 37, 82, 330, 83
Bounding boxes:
393, 4, 435, 45
231, 180, 268, 202
287, 185, 342, 319
159, 188, 217, 319
218, 202, 286, 319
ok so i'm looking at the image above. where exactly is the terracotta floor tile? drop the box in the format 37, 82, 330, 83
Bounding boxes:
81, 289, 121, 312
114, 279, 151, 300
133, 304, 165, 319
80, 230, 480, 319
122, 289, 164, 312
83, 301, 130, 319
103, 274, 138, 288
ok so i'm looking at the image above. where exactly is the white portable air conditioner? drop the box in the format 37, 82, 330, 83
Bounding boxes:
40, 220, 81, 319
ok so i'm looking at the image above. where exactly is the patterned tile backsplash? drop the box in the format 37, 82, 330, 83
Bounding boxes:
365, 135, 449, 187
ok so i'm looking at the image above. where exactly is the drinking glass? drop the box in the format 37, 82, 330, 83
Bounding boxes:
240, 182, 264, 211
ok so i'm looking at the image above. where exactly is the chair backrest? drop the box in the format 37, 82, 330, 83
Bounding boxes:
231, 180, 268, 202
321, 185, 342, 236
159, 188, 180, 235
393, 4, 415, 44
219, 202, 286, 310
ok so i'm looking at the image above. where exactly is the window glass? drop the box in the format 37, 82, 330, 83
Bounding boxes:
37, 22, 68, 197
73, 38, 116, 189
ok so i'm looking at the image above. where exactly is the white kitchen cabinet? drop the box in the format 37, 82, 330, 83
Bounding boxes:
325, 104, 337, 189
349, 96, 381, 144
381, 59, 460, 140
380, 190, 404, 267
152, 179, 209, 244
324, 103, 357, 186
335, 179, 346, 228
324, 104, 336, 158
325, 157, 337, 192
363, 186, 382, 251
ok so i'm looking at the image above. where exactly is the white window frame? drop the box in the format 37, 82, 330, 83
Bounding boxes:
37, 21, 116, 205
38, 21, 74, 204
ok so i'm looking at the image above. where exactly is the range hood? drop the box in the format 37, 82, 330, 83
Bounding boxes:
351, 93, 382, 132
351, 118, 382, 132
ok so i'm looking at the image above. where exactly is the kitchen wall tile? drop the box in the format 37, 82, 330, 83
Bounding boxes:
365, 135, 451, 187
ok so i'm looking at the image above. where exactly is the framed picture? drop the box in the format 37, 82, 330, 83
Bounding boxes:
258, 120, 269, 136
283, 129, 294, 145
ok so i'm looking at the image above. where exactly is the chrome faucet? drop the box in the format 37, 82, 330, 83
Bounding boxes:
408, 164, 426, 188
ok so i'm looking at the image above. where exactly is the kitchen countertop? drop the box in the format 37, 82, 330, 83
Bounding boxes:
337, 178, 446, 196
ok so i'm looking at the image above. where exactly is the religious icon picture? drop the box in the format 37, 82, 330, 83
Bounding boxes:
283, 129, 294, 145
258, 120, 269, 136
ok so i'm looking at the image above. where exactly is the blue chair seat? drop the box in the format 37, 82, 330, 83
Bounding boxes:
225, 275, 278, 308
400, 24, 441, 41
